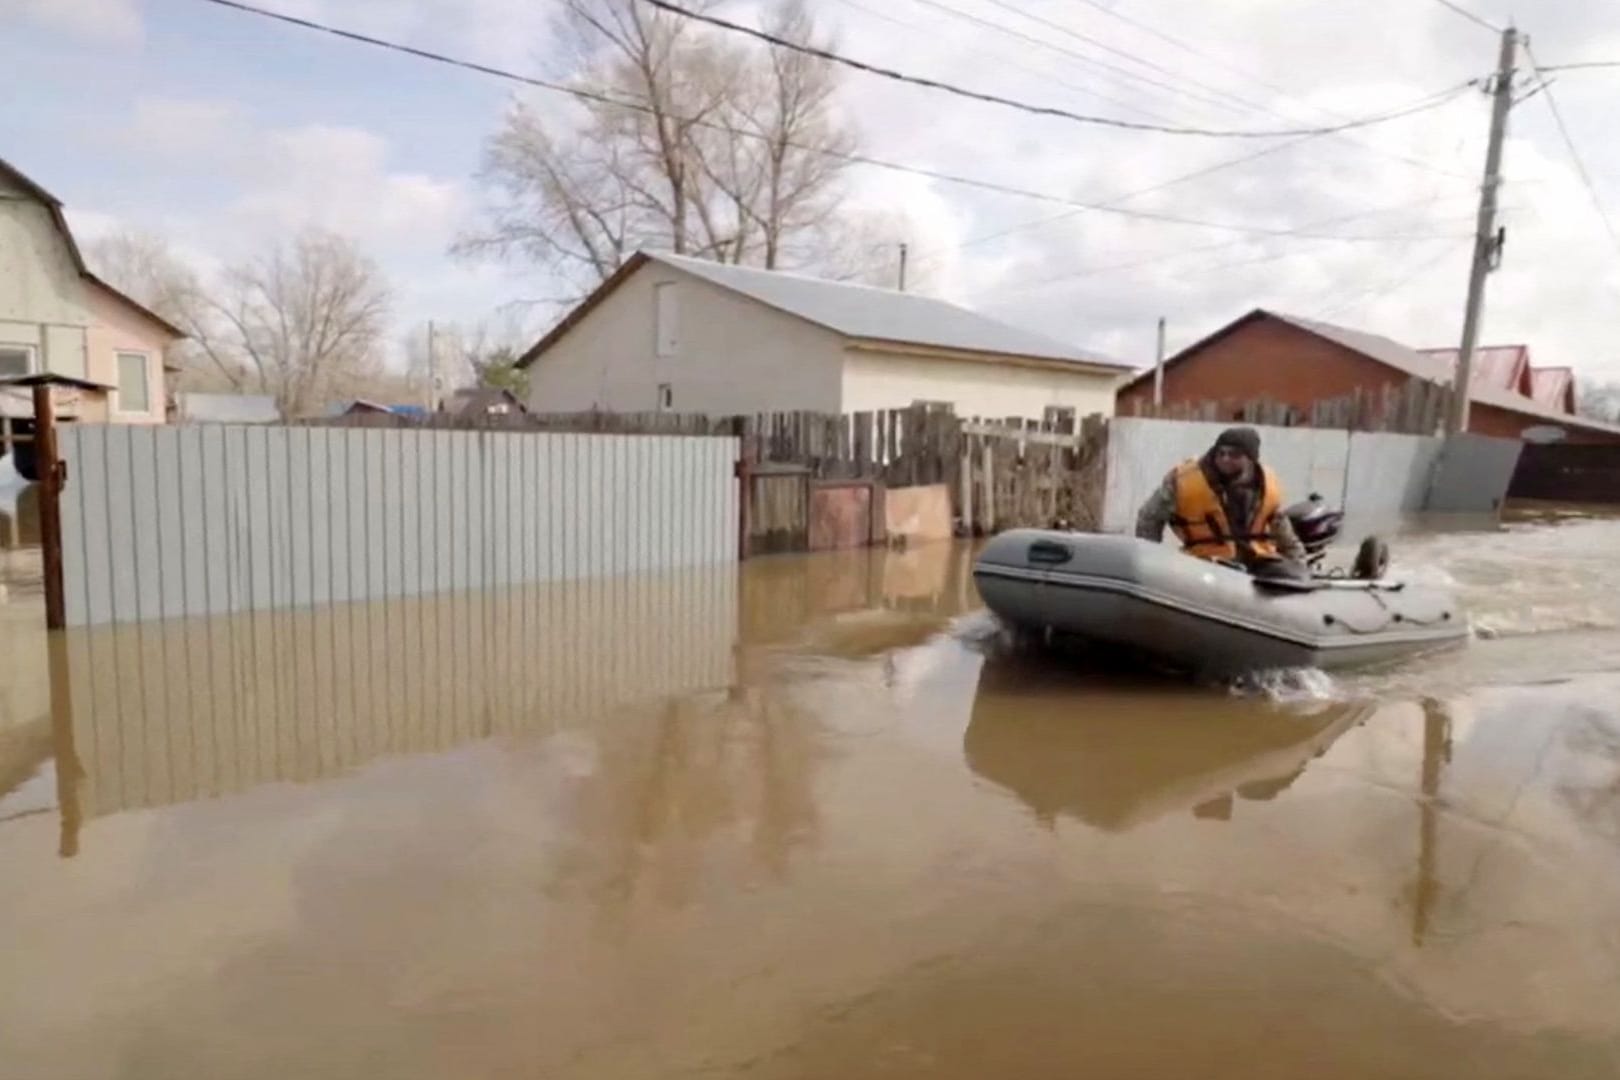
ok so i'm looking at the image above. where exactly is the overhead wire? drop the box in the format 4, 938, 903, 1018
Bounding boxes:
640, 0, 1482, 140
1534, 60, 1620, 73
1429, 0, 1505, 34
822, 0, 1191, 126
1524, 43, 1620, 259
194, 0, 1479, 242
999, 194, 1486, 299
1064, 0, 1478, 184
902, 0, 1265, 123
1315, 238, 1470, 320
971, 0, 1280, 119
901, 134, 1324, 270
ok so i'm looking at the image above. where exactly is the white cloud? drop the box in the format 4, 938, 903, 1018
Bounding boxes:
789, 0, 1620, 380
122, 97, 243, 160
225, 124, 466, 252
16, 0, 141, 44
259, 0, 558, 71
31, 0, 1620, 383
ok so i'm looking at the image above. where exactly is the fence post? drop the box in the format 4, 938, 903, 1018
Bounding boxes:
32, 384, 67, 630
733, 415, 753, 561
957, 433, 974, 535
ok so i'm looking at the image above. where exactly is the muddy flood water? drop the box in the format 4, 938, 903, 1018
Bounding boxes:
3, 513, 1620, 1078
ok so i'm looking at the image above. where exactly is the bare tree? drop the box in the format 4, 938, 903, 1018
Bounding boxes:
1577, 378, 1620, 424
84, 230, 241, 390
459, 0, 866, 295
204, 231, 391, 418
695, 0, 854, 270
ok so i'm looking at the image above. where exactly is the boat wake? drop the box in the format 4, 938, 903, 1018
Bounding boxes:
1230, 666, 1343, 704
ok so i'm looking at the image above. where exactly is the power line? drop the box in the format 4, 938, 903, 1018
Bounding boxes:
1006, 196, 1482, 298
972, 0, 1277, 119
900, 0, 1220, 125
1534, 60, 1620, 73
1065, 0, 1478, 184
194, 0, 1478, 242
911, 0, 1265, 122
906, 134, 1321, 268
824, 0, 1189, 127
641, 0, 1480, 140
1316, 238, 1469, 320
1524, 44, 1620, 258
1429, 0, 1504, 34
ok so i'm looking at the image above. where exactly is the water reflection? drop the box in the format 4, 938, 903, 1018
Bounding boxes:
6, 539, 1620, 1078
36, 544, 979, 857
54, 567, 740, 834
965, 651, 1367, 831
0, 475, 38, 550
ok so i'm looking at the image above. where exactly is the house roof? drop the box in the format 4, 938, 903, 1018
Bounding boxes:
1530, 366, 1576, 413
0, 155, 85, 274
449, 387, 525, 414
1418, 344, 1532, 395
0, 156, 186, 342
175, 392, 281, 424
1122, 308, 1620, 437
83, 273, 186, 341
518, 251, 1131, 372
0, 372, 117, 392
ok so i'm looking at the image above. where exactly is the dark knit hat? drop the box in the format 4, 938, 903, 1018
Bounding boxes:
1214, 426, 1261, 461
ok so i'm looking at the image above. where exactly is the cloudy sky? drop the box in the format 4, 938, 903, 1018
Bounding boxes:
8, 0, 1620, 379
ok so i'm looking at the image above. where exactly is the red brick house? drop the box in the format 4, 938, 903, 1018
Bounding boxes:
1116, 309, 1620, 444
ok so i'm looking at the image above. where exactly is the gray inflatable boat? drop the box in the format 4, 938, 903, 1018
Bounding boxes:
973, 530, 1467, 674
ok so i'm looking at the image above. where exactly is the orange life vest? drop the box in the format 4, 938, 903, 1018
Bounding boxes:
1169, 459, 1281, 561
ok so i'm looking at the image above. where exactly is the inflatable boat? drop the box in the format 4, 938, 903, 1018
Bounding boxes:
973, 529, 1467, 675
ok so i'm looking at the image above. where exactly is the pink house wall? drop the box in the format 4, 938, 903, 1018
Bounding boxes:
83, 281, 176, 424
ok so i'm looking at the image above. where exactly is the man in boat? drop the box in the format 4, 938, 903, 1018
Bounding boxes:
1134, 426, 1308, 577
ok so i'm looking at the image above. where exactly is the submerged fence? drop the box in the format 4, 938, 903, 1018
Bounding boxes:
57, 424, 739, 627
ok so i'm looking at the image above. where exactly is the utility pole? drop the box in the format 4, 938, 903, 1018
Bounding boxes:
1153, 316, 1167, 409
1449, 25, 1519, 436
426, 320, 437, 411
897, 243, 908, 292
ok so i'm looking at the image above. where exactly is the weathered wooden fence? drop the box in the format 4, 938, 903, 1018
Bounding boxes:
313, 401, 1118, 545
1127, 378, 1452, 436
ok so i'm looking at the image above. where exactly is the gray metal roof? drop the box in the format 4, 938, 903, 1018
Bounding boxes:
175, 393, 281, 424
649, 252, 1130, 370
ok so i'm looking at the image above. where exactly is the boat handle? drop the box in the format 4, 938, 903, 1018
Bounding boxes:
1027, 540, 1073, 565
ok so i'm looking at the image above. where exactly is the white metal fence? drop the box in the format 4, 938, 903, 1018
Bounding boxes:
58, 424, 739, 627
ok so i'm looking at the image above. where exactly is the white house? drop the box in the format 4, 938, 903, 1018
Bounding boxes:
518, 252, 1131, 419
1, 156, 183, 430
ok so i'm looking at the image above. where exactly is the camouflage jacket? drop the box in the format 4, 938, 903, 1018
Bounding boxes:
1134, 469, 1306, 561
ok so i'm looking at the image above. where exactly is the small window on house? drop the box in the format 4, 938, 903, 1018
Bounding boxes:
654, 281, 679, 358
0, 345, 33, 379
657, 383, 673, 412
117, 352, 151, 413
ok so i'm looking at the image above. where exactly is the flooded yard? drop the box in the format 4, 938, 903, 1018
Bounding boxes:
3, 519, 1620, 1078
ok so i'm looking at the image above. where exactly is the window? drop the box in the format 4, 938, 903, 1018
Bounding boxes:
654, 281, 679, 358
117, 351, 151, 413
0, 345, 33, 379
657, 383, 673, 412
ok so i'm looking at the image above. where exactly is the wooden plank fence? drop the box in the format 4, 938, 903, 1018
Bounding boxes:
1128, 377, 1452, 436
311, 402, 1100, 546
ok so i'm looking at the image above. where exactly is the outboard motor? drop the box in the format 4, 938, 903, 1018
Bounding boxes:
1283, 492, 1390, 580
1284, 493, 1342, 571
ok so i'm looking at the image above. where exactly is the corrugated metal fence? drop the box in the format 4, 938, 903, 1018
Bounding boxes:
57, 424, 739, 627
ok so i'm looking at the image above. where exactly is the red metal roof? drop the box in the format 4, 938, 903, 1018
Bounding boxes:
1530, 366, 1576, 413
1417, 345, 1531, 394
